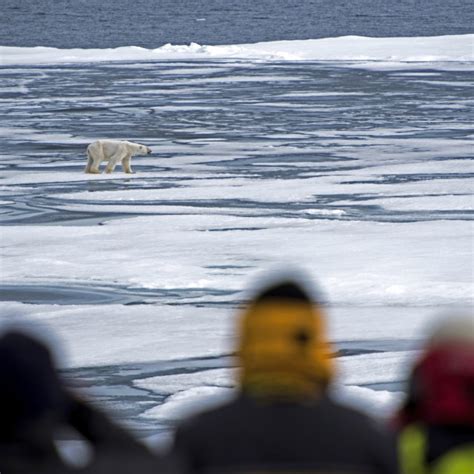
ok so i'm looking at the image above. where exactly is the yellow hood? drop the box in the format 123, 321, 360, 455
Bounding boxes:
237, 296, 334, 399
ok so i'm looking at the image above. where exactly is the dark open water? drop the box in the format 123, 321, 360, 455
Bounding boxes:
2, 0, 473, 49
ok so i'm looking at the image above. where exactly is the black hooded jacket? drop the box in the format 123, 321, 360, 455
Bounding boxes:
173, 393, 399, 474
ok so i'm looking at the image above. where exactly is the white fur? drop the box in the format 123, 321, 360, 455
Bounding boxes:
85, 140, 152, 174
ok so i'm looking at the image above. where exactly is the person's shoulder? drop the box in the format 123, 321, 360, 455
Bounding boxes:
321, 396, 392, 434
324, 396, 371, 417
177, 394, 242, 435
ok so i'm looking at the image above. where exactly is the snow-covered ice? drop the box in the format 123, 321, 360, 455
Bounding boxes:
1, 35, 472, 65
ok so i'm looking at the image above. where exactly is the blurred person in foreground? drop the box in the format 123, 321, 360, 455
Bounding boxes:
172, 276, 399, 473
0, 330, 175, 474
395, 316, 474, 474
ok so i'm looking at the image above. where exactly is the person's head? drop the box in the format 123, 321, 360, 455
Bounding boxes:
400, 315, 474, 427
237, 277, 334, 400
0, 331, 70, 441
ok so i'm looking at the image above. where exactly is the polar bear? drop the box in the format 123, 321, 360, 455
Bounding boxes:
85, 140, 152, 174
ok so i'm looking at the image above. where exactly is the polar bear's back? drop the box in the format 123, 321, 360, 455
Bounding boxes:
88, 140, 135, 156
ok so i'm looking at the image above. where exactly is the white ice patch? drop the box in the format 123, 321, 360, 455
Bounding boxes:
158, 67, 232, 75
139, 380, 402, 424
370, 194, 474, 211
142, 386, 233, 422
0, 303, 236, 368
334, 385, 404, 419
337, 351, 416, 386
1, 35, 472, 66
0, 300, 456, 371
1, 216, 472, 308
139, 382, 403, 425
134, 368, 235, 395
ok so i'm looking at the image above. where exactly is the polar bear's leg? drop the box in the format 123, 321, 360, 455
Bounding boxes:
104, 152, 124, 174
104, 161, 117, 174
122, 154, 134, 174
89, 155, 102, 174
85, 148, 102, 174
85, 154, 94, 173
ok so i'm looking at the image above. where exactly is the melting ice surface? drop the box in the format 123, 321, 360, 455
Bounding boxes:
0, 35, 473, 437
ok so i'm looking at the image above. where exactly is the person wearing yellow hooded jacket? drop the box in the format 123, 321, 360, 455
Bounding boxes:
172, 278, 399, 474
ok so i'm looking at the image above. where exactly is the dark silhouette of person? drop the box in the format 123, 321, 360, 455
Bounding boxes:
172, 277, 399, 473
0, 330, 175, 473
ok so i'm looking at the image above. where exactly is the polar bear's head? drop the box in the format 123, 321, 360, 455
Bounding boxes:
138, 144, 152, 155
